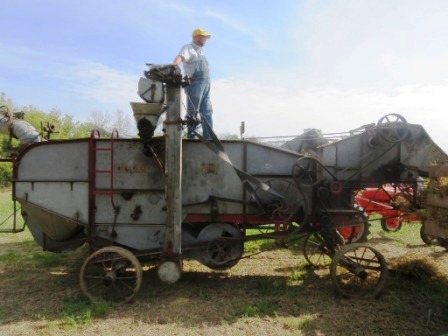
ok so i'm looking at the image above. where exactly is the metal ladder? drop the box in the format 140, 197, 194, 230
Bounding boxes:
88, 129, 119, 245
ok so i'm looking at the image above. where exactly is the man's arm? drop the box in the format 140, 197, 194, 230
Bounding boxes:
173, 55, 184, 65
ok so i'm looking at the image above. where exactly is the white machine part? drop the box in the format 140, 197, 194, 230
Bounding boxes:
10, 120, 41, 146
137, 77, 164, 103
0, 111, 40, 148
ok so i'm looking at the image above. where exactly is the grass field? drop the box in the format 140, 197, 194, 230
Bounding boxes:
0, 192, 447, 336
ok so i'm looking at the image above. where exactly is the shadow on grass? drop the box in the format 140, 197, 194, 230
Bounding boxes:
1, 232, 448, 335
132, 266, 335, 326
0, 238, 333, 326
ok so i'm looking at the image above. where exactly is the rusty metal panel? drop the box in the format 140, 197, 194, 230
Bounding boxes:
400, 125, 448, 174
429, 163, 448, 177
319, 124, 446, 183
427, 194, 448, 209
425, 220, 448, 238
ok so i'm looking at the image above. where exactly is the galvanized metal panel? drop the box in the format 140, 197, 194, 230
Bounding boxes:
94, 192, 166, 224
20, 201, 81, 241
15, 181, 88, 223
182, 141, 243, 205
17, 141, 89, 180
96, 224, 165, 250
245, 142, 301, 175
95, 139, 165, 190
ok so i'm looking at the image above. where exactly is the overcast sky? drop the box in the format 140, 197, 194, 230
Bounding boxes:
1, 0, 448, 151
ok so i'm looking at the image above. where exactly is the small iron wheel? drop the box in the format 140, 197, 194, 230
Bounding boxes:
80, 246, 143, 304
196, 223, 244, 270
207, 238, 238, 267
303, 232, 332, 268
330, 244, 388, 298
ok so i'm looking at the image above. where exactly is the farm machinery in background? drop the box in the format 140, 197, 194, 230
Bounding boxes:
354, 184, 420, 233
276, 125, 439, 243
6, 64, 448, 303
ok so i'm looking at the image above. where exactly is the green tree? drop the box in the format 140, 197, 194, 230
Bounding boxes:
111, 109, 136, 137
0, 162, 12, 189
53, 113, 95, 139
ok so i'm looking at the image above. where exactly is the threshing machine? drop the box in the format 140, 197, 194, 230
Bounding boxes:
10, 65, 448, 302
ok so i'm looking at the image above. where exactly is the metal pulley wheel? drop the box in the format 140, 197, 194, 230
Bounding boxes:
377, 113, 408, 143
253, 179, 309, 223
80, 246, 143, 304
196, 223, 244, 270
292, 156, 321, 187
329, 181, 344, 195
330, 244, 388, 298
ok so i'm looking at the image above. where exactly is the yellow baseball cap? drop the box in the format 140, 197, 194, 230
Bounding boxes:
192, 28, 211, 38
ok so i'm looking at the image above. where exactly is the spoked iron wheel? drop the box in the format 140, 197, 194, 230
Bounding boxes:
80, 246, 143, 304
330, 244, 388, 298
303, 229, 344, 268
303, 232, 332, 268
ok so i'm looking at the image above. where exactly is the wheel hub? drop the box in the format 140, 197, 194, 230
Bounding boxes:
102, 271, 116, 286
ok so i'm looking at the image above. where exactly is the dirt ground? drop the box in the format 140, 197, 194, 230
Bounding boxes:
0, 223, 447, 336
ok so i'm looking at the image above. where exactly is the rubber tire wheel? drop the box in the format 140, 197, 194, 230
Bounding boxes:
381, 218, 402, 232
338, 206, 370, 244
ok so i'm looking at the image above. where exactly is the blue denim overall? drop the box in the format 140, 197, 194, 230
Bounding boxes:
185, 55, 213, 139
